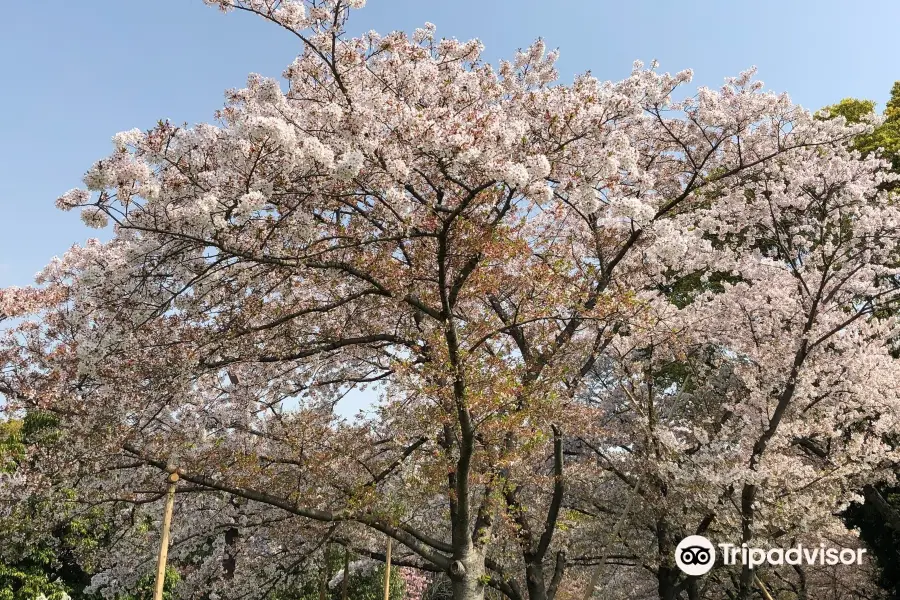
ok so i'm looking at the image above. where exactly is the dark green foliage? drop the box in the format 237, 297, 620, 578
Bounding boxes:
0, 560, 71, 600
0, 420, 24, 473
844, 490, 900, 599
657, 270, 741, 310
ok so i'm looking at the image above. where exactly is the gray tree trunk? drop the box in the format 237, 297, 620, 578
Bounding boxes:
450, 549, 486, 600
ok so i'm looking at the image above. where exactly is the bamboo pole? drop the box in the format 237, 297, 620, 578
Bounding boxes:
382, 537, 392, 600
754, 574, 775, 600
153, 472, 179, 600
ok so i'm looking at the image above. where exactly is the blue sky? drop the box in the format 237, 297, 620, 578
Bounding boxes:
2, 0, 898, 415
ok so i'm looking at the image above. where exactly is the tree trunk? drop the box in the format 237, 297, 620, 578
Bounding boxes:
524, 563, 547, 600
657, 565, 680, 600
341, 546, 350, 600
223, 527, 239, 580
685, 577, 700, 600
656, 518, 680, 600
736, 485, 756, 600
792, 564, 807, 600
449, 550, 486, 600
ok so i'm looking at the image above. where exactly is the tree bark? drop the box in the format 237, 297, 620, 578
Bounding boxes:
449, 550, 486, 600
524, 563, 547, 600
341, 546, 350, 600
656, 517, 680, 600
657, 567, 679, 600
862, 484, 900, 531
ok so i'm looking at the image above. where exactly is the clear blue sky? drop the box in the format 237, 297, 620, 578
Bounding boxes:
2, 0, 898, 288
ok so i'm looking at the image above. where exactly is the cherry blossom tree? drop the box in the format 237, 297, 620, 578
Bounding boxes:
3, 1, 900, 600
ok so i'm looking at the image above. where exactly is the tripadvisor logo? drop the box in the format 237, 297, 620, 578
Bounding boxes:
674, 535, 867, 576
675, 535, 716, 576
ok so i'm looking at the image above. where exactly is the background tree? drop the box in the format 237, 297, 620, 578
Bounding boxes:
817, 83, 900, 190
0, 415, 93, 600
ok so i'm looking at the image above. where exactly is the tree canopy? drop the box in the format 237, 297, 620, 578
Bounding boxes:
3, 2, 900, 600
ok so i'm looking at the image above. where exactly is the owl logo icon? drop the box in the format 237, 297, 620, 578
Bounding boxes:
675, 535, 716, 576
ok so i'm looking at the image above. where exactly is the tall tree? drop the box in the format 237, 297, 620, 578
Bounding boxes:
3, 2, 900, 600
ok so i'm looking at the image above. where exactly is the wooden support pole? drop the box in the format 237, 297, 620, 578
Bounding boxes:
754, 574, 775, 600
382, 537, 392, 600
153, 472, 179, 600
